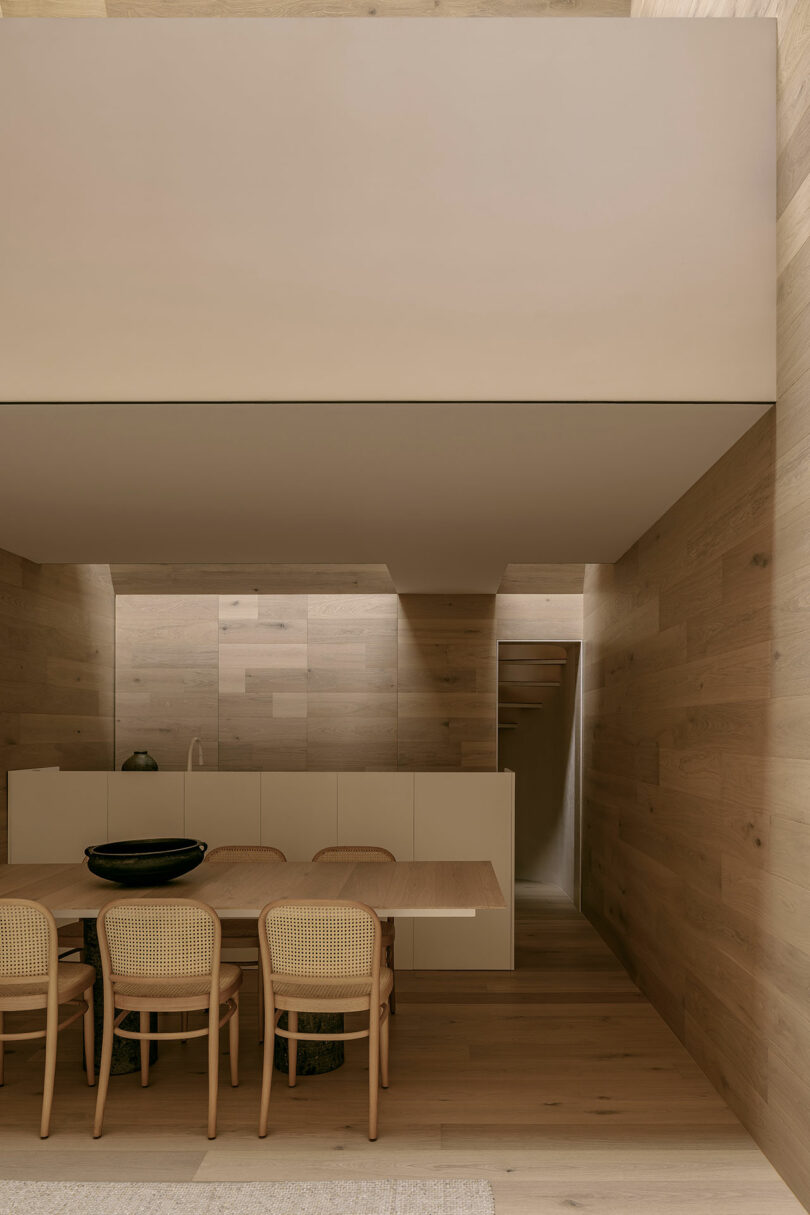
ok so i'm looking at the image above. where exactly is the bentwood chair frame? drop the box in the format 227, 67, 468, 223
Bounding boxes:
312, 846, 398, 1012
93, 897, 241, 1140
0, 898, 95, 1138
204, 845, 287, 1042
258, 898, 391, 1141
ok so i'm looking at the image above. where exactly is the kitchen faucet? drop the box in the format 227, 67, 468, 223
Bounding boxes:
186, 736, 204, 772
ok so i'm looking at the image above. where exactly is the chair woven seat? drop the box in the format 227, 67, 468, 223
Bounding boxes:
112, 962, 242, 1000
271, 967, 394, 1001
0, 962, 95, 1001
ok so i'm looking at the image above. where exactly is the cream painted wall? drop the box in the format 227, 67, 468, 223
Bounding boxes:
0, 20, 774, 402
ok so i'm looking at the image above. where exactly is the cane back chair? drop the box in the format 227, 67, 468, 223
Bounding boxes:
0, 898, 95, 1137
312, 846, 397, 1012
206, 846, 287, 864
93, 898, 242, 1139
258, 898, 391, 1141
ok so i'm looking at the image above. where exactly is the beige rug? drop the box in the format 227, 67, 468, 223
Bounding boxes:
0, 1179, 495, 1214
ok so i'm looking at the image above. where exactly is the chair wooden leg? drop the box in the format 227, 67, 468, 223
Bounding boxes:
0, 1012, 4, 1087
368, 1002, 380, 1142
40, 1007, 59, 1139
258, 1006, 275, 1138
93, 996, 115, 1139
288, 1011, 298, 1088
257, 964, 264, 1043
84, 988, 95, 1086
229, 996, 239, 1088
380, 1004, 389, 1089
139, 1012, 150, 1087
388, 939, 396, 1015
207, 1004, 219, 1140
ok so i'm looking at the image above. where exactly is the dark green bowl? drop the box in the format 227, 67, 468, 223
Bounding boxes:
85, 838, 207, 886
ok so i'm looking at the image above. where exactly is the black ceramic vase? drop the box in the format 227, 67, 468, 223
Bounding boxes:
121, 750, 159, 771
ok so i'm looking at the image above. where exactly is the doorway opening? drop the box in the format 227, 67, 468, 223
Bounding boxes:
497, 640, 582, 967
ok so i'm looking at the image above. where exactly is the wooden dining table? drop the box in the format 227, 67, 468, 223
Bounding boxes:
0, 859, 505, 1074
0, 859, 505, 921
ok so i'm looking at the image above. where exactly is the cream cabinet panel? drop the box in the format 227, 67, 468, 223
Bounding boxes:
337, 772, 415, 968
413, 772, 514, 970
260, 772, 337, 861
8, 770, 108, 863
107, 772, 185, 840
337, 773, 414, 859
185, 773, 260, 851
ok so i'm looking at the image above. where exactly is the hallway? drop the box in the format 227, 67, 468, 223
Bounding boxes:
0, 884, 802, 1213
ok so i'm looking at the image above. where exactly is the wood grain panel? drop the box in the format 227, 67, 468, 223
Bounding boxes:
497, 565, 586, 594
307, 594, 397, 695
307, 692, 397, 770
306, 595, 398, 769
110, 564, 395, 595
115, 595, 219, 772
217, 593, 308, 769
117, 591, 584, 775
0, 550, 114, 862
583, 2, 810, 1206
397, 596, 496, 771
496, 594, 584, 641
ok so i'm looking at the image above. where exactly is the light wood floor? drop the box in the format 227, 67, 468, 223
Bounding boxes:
0, 883, 804, 1214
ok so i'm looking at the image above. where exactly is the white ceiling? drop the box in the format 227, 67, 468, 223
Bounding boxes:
0, 18, 775, 403
0, 402, 769, 591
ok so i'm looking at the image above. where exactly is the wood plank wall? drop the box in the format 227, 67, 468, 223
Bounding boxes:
0, 548, 114, 861
116, 592, 583, 774
115, 595, 219, 772
111, 565, 396, 595
583, 2, 810, 1206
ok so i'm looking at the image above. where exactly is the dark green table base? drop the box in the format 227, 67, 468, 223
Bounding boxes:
273, 1012, 345, 1075
82, 919, 157, 1075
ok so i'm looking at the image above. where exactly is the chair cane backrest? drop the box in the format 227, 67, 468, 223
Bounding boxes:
0, 899, 57, 979
260, 900, 380, 980
98, 900, 219, 980
206, 845, 287, 863
312, 845, 395, 863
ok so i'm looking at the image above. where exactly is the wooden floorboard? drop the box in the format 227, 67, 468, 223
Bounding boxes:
0, 882, 803, 1214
